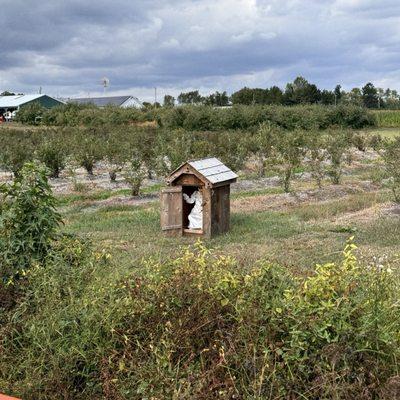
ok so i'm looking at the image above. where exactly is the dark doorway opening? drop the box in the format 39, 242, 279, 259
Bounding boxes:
182, 186, 198, 230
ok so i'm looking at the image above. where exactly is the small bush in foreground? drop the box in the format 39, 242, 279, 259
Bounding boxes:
0, 161, 61, 283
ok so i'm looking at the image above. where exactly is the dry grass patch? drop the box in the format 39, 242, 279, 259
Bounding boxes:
232, 182, 382, 214
290, 191, 389, 221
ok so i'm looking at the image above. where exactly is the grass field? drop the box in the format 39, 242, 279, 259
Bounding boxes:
59, 148, 400, 277
373, 109, 400, 128
364, 127, 400, 139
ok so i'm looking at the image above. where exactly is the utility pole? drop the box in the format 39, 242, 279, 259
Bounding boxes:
154, 87, 157, 106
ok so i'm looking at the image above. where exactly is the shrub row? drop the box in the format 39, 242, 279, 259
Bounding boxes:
0, 125, 394, 195
15, 103, 151, 127
16, 103, 376, 130
157, 104, 376, 131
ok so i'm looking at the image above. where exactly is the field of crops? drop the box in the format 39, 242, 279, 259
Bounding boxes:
373, 109, 400, 128
1, 105, 400, 399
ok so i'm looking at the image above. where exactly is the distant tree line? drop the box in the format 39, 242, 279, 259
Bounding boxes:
164, 76, 400, 109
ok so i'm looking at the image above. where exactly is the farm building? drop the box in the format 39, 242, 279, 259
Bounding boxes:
0, 94, 64, 116
161, 157, 238, 238
68, 95, 142, 108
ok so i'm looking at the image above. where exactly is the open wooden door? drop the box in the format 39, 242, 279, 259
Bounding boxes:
160, 186, 182, 236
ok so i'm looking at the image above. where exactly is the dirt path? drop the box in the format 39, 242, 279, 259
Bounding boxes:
231, 181, 378, 213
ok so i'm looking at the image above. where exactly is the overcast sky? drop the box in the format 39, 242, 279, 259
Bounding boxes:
1, 0, 400, 101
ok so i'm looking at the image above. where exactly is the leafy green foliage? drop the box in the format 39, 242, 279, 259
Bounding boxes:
20, 103, 376, 130
373, 110, 400, 127
0, 129, 37, 176
383, 137, 400, 202
36, 129, 69, 178
14, 102, 46, 125
0, 161, 61, 283
70, 128, 105, 175
362, 82, 379, 109
250, 122, 276, 177
122, 152, 147, 196
369, 133, 384, 151
306, 130, 326, 188
352, 131, 368, 151
1, 240, 400, 399
177, 90, 203, 104
269, 129, 306, 192
156, 104, 375, 131
325, 130, 352, 184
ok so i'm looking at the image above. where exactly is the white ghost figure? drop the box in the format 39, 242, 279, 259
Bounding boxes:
183, 190, 203, 229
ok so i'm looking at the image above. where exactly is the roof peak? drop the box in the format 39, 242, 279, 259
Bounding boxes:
167, 157, 238, 187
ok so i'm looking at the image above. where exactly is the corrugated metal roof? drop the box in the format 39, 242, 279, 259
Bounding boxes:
0, 94, 50, 108
188, 157, 238, 184
68, 96, 141, 108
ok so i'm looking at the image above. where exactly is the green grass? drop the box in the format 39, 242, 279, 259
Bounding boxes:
358, 215, 400, 247
57, 183, 164, 206
53, 149, 399, 273
61, 183, 399, 273
231, 187, 283, 199
290, 191, 390, 221
363, 127, 400, 140
372, 109, 400, 128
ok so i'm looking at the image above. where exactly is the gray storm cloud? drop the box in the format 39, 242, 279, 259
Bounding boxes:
1, 0, 400, 100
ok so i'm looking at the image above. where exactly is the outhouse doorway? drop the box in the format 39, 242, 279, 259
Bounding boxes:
160, 158, 238, 238
182, 185, 202, 233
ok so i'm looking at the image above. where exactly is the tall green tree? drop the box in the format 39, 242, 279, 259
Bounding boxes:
283, 76, 321, 105
362, 82, 379, 108
321, 90, 335, 105
268, 86, 284, 104
344, 88, 363, 106
204, 91, 229, 106
163, 95, 175, 107
231, 86, 283, 105
231, 87, 259, 105
177, 90, 203, 105
334, 85, 342, 104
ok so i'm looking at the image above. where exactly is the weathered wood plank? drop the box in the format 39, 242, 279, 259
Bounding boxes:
175, 173, 204, 187
202, 187, 212, 238
160, 187, 182, 236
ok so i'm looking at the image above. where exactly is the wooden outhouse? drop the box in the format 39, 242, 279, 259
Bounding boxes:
160, 157, 238, 237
